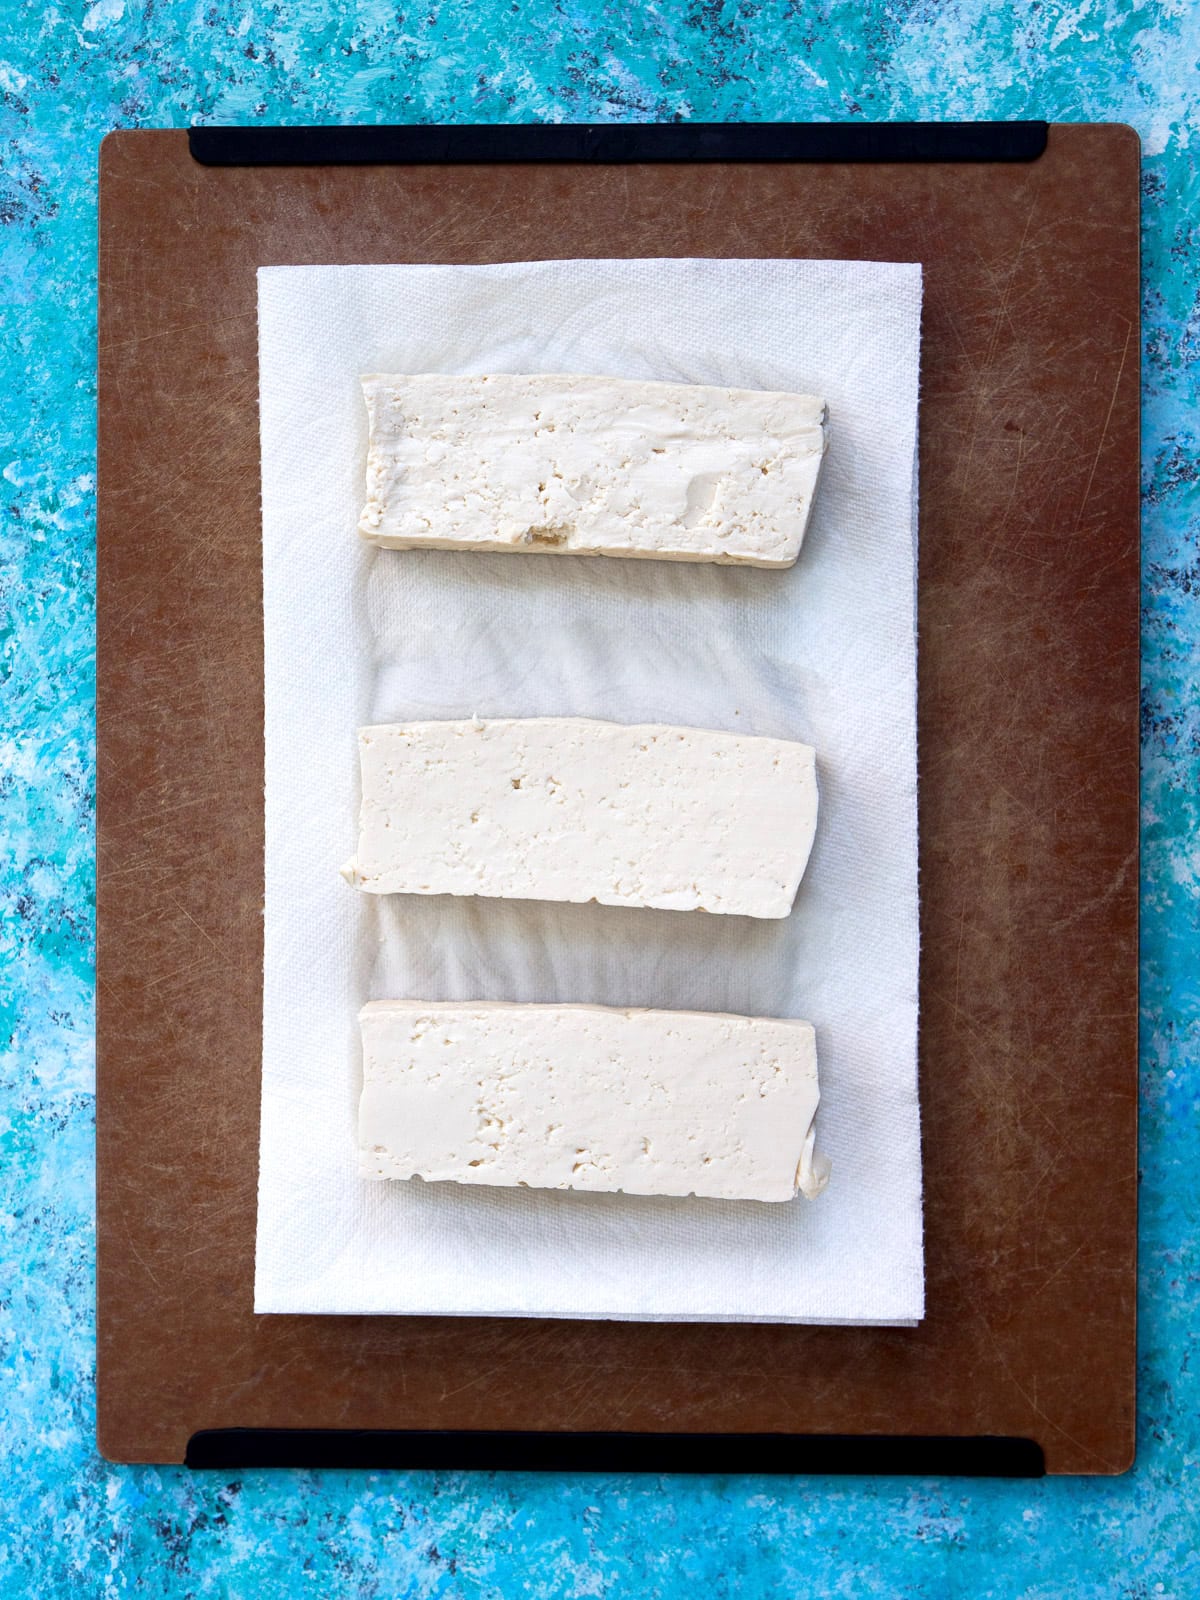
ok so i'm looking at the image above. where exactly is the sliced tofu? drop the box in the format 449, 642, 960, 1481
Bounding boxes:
344, 717, 819, 919
359, 1000, 828, 1202
359, 373, 827, 567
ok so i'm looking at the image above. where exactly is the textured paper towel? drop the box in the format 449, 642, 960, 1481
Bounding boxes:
255, 258, 923, 1323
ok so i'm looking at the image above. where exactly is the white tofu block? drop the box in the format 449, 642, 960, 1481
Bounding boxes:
346, 717, 819, 919
358, 373, 827, 567
359, 1000, 828, 1202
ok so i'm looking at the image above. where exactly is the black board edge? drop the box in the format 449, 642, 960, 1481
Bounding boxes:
188, 120, 1048, 167
185, 1429, 1047, 1477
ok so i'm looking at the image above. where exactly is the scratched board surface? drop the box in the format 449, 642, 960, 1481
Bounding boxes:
3, 6, 1197, 1596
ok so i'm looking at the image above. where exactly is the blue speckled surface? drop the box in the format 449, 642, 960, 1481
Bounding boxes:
2, 0, 1198, 1591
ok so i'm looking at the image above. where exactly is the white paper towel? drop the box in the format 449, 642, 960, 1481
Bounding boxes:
255, 257, 924, 1323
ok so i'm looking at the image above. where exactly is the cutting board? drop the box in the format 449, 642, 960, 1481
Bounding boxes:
96, 122, 1139, 1474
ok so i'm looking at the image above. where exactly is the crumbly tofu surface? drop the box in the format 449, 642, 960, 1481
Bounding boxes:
358, 373, 827, 567
345, 717, 819, 919
359, 1000, 827, 1202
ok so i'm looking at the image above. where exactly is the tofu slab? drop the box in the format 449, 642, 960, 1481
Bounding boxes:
358, 373, 827, 567
345, 717, 819, 919
359, 1000, 828, 1202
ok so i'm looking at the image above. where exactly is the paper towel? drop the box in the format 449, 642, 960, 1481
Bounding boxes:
255, 257, 924, 1323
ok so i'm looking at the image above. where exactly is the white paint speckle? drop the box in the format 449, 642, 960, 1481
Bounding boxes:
82, 0, 126, 30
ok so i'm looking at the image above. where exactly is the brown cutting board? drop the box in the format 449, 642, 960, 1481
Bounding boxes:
96, 124, 1140, 1473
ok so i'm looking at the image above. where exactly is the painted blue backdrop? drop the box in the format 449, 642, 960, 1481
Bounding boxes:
1, 2, 1197, 1594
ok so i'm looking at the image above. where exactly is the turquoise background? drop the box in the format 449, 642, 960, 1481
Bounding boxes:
2, 1, 1197, 1593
